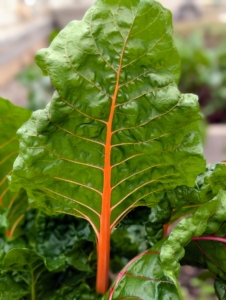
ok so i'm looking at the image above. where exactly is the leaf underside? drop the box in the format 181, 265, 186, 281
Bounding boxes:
10, 0, 205, 237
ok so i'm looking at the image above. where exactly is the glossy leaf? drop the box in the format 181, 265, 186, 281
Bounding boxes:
11, 0, 205, 239
1, 248, 45, 290
162, 164, 224, 224
181, 241, 226, 280
214, 277, 226, 300
34, 212, 95, 271
103, 241, 181, 300
145, 198, 171, 246
10, 0, 205, 293
160, 188, 226, 296
47, 284, 101, 300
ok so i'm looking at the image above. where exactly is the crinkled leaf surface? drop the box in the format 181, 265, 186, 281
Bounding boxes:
0, 98, 31, 238
34, 212, 95, 271
10, 0, 205, 238
159, 164, 222, 225
160, 188, 226, 296
47, 284, 101, 300
103, 241, 181, 300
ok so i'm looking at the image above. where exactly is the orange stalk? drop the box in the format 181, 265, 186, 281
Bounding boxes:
96, 69, 121, 294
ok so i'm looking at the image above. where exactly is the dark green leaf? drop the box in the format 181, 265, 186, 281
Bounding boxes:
0, 248, 46, 299
165, 164, 222, 223
47, 283, 101, 300
181, 241, 226, 279
34, 213, 95, 271
214, 277, 226, 300
0, 273, 29, 299
145, 198, 171, 246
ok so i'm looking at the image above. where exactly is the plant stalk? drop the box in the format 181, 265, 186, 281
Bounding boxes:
31, 270, 35, 300
96, 34, 128, 294
192, 236, 226, 243
96, 84, 118, 294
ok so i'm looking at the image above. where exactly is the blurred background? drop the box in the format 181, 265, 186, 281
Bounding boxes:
0, 1, 226, 298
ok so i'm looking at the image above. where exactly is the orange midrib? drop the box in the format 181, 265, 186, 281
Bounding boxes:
96, 67, 121, 294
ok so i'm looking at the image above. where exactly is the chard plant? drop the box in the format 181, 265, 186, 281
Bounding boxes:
1, 0, 226, 299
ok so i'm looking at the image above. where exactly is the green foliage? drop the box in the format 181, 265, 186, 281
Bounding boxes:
0, 98, 31, 238
1, 0, 226, 299
160, 164, 226, 297
103, 241, 181, 300
10, 0, 205, 250
215, 277, 226, 300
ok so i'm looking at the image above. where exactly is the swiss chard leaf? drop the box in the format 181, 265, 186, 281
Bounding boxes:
10, 0, 205, 240
0, 273, 29, 299
160, 187, 226, 297
0, 248, 46, 299
10, 0, 205, 293
159, 164, 223, 225
103, 241, 181, 300
47, 284, 101, 300
34, 212, 95, 271
214, 277, 226, 300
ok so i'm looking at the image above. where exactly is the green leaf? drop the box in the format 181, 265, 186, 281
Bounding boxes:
1, 248, 45, 277
145, 198, 171, 246
10, 0, 205, 293
0, 273, 29, 299
214, 277, 226, 300
34, 212, 95, 271
110, 225, 147, 273
160, 188, 226, 295
103, 241, 181, 300
11, 0, 205, 240
181, 241, 226, 279
0, 98, 31, 210
0, 98, 31, 238
0, 248, 62, 299
6, 189, 29, 239
165, 164, 222, 224
47, 283, 101, 300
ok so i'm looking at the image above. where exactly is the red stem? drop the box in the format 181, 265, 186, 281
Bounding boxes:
163, 224, 169, 237
192, 236, 226, 243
